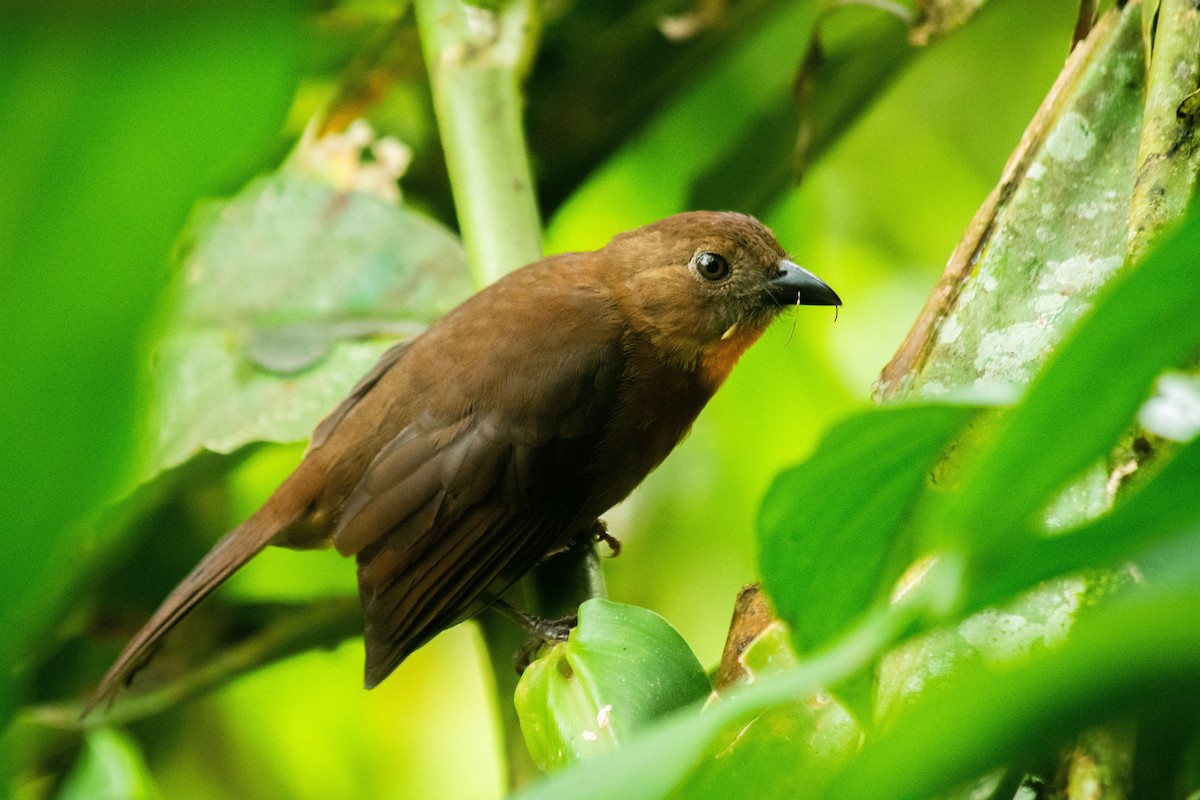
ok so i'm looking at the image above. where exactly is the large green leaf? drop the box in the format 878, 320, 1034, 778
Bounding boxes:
145, 170, 471, 480
758, 404, 977, 655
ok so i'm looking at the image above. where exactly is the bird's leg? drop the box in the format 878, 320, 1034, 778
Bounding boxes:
493, 599, 577, 643
502, 520, 616, 670
492, 599, 577, 672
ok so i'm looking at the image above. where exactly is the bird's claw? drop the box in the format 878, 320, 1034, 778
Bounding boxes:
510, 611, 578, 673
592, 520, 621, 557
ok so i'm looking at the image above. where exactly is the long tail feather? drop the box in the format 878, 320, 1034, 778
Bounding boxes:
83, 485, 308, 717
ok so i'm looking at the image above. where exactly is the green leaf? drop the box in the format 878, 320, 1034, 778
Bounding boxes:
758, 404, 977, 655
974, 434, 1200, 611
0, 3, 301, 728
514, 599, 710, 772
824, 579, 1200, 799
689, 0, 997, 213
789, 5, 915, 178
145, 171, 472, 480
689, 7, 913, 214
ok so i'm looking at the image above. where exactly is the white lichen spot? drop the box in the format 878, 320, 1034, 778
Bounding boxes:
1044, 465, 1108, 530
1041, 579, 1086, 643
464, 4, 499, 40
1044, 110, 1096, 162
1033, 292, 1067, 317
974, 322, 1048, 384
960, 587, 1084, 664
923, 649, 954, 679
981, 274, 998, 292
1075, 200, 1102, 220
960, 610, 1034, 662
1176, 58, 1199, 84
970, 376, 1020, 400
1139, 372, 1200, 442
1027, 161, 1046, 180
938, 313, 963, 345
1038, 254, 1122, 293
958, 283, 978, 308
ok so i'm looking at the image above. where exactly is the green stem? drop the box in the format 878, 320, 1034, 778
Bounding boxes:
20, 598, 362, 730
413, 0, 606, 788
414, 0, 543, 285
477, 606, 539, 789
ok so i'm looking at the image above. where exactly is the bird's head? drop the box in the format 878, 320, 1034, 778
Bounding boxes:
602, 211, 840, 384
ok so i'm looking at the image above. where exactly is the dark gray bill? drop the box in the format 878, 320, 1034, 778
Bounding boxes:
765, 259, 841, 306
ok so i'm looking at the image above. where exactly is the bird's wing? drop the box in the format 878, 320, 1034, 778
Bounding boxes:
331, 295, 626, 687
310, 340, 412, 451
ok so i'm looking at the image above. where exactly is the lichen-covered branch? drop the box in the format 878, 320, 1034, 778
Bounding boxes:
876, 7, 1141, 401
1127, 0, 1200, 263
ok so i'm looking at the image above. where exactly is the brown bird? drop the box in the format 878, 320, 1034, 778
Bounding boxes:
87, 211, 840, 712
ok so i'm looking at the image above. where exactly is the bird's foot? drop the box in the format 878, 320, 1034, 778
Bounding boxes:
493, 600, 578, 671
497, 601, 577, 643
592, 519, 621, 557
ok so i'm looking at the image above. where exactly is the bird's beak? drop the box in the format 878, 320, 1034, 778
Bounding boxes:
766, 260, 842, 307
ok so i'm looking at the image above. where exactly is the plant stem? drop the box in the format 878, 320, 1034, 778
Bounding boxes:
414, 0, 543, 286
21, 598, 363, 730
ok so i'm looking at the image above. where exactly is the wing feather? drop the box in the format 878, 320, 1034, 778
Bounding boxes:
332, 278, 629, 687
310, 340, 412, 451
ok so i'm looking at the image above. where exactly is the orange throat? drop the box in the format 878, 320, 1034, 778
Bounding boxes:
697, 323, 764, 392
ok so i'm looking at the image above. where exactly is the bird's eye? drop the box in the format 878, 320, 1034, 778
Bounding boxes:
694, 252, 731, 281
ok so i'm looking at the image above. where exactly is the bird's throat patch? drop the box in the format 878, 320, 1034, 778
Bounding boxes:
698, 323, 762, 391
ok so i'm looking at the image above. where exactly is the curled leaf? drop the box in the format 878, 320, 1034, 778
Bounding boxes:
515, 599, 710, 772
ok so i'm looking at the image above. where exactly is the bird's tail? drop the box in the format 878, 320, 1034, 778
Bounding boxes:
83, 475, 314, 717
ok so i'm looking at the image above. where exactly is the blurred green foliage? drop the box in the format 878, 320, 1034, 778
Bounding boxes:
0, 0, 302, 740
10, 0, 1196, 799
